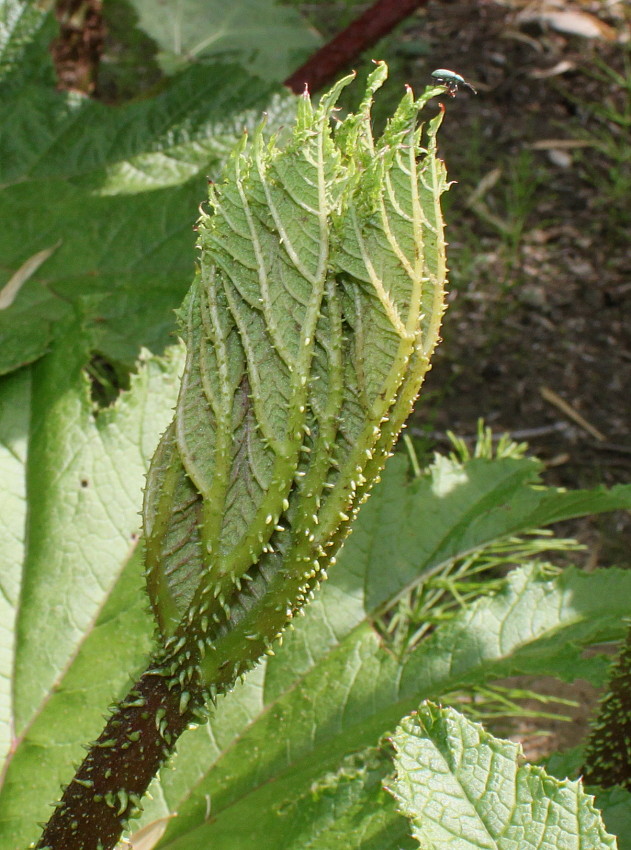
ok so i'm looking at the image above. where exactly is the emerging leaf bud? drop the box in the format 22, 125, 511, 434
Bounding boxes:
142, 62, 449, 697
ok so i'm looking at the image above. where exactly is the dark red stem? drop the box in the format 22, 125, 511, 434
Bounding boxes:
35, 661, 199, 850
285, 0, 426, 95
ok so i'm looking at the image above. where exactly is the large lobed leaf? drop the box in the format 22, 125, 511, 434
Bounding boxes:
0, 1, 293, 376
121, 0, 321, 80
2, 18, 630, 839
2, 346, 630, 848
139, 441, 630, 847
5, 407, 630, 849
0, 334, 184, 849
143, 561, 631, 849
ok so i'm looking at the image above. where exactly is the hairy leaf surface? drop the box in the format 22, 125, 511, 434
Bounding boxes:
142, 65, 450, 698
390, 703, 616, 849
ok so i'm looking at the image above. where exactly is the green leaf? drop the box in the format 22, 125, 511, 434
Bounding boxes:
186, 747, 412, 850
123, 0, 321, 80
143, 562, 630, 849
389, 703, 616, 849
260, 452, 631, 704
546, 746, 586, 782
595, 787, 631, 850
0, 9, 293, 376
136, 461, 631, 849
2, 417, 629, 847
342, 451, 631, 616
0, 0, 55, 86
0, 367, 29, 763
401, 562, 631, 689
0, 336, 185, 847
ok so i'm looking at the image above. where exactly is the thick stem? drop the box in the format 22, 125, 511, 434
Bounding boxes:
284, 0, 426, 95
582, 625, 631, 790
34, 659, 200, 850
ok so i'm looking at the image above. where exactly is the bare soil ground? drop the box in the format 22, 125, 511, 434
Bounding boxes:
304, 0, 630, 565
398, 0, 630, 557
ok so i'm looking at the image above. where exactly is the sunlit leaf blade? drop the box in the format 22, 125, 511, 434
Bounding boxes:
123, 0, 321, 81
0, 12, 292, 377
399, 561, 631, 690
389, 703, 617, 849
0, 339, 184, 847
0, 0, 53, 86
262, 453, 631, 694
148, 564, 631, 848
158, 747, 413, 850
1, 547, 155, 849
0, 368, 29, 764
339, 451, 631, 616
2, 433, 629, 847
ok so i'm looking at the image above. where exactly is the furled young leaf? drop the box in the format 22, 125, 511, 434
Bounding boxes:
0, 4, 292, 376
0, 334, 185, 848
121, 0, 321, 80
25, 65, 450, 847
389, 703, 617, 849
142, 62, 450, 698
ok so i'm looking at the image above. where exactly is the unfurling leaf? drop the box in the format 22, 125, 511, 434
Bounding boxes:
142, 62, 449, 697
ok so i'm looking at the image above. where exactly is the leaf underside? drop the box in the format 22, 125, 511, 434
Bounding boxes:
142, 63, 450, 693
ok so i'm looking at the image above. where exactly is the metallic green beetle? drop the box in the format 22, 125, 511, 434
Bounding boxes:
431, 68, 477, 97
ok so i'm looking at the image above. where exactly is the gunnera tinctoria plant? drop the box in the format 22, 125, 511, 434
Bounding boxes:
36, 63, 450, 850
